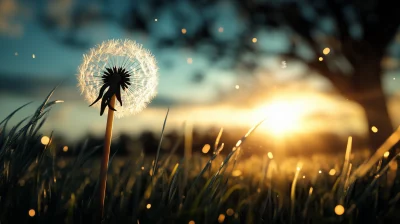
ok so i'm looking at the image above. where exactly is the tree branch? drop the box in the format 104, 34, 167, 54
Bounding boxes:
279, 51, 352, 96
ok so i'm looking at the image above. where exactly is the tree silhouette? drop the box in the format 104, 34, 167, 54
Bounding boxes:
233, 0, 400, 152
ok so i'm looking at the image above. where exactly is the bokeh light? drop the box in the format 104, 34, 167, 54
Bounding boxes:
28, 209, 35, 217
202, 144, 211, 153
384, 151, 390, 158
41, 136, 50, 145
63, 146, 68, 152
329, 169, 336, 176
226, 208, 234, 216
218, 214, 225, 223
323, 47, 330, 55
232, 170, 242, 177
371, 126, 378, 133
334, 205, 345, 215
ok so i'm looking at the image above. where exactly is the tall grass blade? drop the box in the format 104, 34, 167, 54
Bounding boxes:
152, 107, 169, 178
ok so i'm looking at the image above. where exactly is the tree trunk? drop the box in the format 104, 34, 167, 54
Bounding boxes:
351, 57, 394, 153
356, 90, 394, 152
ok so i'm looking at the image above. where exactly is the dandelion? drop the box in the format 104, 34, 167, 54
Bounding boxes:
77, 39, 158, 117
77, 39, 158, 218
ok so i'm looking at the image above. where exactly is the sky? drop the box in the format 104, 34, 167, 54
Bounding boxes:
1, 0, 400, 143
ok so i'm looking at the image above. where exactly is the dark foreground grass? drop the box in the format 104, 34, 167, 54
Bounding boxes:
1, 90, 400, 224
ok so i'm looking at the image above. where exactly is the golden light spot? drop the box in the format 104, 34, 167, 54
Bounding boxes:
318, 170, 322, 174
232, 170, 242, 177
28, 209, 35, 217
41, 136, 50, 145
226, 208, 234, 216
181, 28, 187, 34
218, 27, 224, 33
296, 167, 301, 171
32, 54, 36, 59
302, 175, 305, 179
329, 169, 336, 176
252, 37, 257, 43
236, 140, 242, 147
202, 144, 211, 154
146, 204, 151, 209
371, 126, 378, 133
384, 151, 390, 158
187, 58, 193, 64
141, 166, 144, 170
235, 85, 239, 89
63, 146, 68, 152
267, 152, 273, 159
319, 57, 323, 61
218, 214, 225, 223
188, 221, 195, 224
334, 205, 345, 215
323, 47, 330, 55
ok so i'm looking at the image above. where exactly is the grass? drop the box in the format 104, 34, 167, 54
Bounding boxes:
1, 89, 400, 223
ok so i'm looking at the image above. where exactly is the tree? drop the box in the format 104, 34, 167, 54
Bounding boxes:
233, 0, 400, 153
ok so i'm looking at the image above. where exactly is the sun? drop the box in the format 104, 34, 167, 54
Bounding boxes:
257, 101, 303, 136
252, 98, 311, 137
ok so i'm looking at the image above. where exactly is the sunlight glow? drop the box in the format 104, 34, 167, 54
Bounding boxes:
319, 57, 323, 61
146, 204, 151, 209
254, 100, 305, 136
267, 152, 273, 159
252, 37, 257, 43
181, 28, 187, 34
329, 169, 336, 176
189, 221, 195, 224
371, 126, 378, 133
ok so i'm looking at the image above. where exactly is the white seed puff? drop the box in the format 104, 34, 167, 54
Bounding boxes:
77, 39, 158, 118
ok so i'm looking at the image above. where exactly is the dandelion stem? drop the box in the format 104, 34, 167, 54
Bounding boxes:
99, 95, 116, 220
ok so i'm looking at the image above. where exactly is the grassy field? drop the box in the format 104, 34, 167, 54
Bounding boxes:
1, 90, 400, 224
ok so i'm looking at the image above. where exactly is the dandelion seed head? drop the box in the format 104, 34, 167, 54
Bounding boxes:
77, 39, 158, 118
